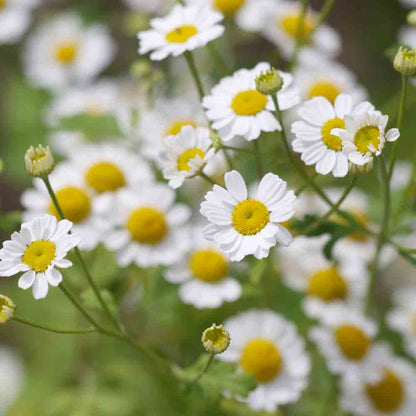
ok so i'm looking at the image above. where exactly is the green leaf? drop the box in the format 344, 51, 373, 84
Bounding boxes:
397, 248, 416, 266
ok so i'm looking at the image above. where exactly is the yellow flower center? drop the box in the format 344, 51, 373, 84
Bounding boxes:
127, 207, 167, 244
165, 25, 198, 43
308, 267, 347, 302
231, 90, 268, 116
232, 199, 270, 236
214, 0, 245, 16
321, 118, 345, 151
0, 0, 6, 9
280, 13, 315, 41
54, 41, 78, 64
85, 162, 126, 194
334, 325, 370, 361
22, 240, 56, 273
165, 119, 198, 136
49, 187, 91, 224
177, 148, 205, 172
189, 249, 228, 283
241, 339, 282, 383
308, 82, 342, 104
366, 370, 405, 413
354, 126, 381, 154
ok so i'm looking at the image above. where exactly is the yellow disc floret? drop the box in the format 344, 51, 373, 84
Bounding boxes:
321, 118, 345, 151
334, 325, 370, 361
189, 249, 228, 283
280, 13, 315, 41
177, 148, 205, 172
0, 0, 6, 9
354, 126, 381, 154
49, 187, 91, 224
241, 339, 282, 383
85, 162, 126, 193
309, 82, 342, 104
23, 240, 56, 273
127, 207, 167, 244
308, 267, 347, 302
231, 90, 268, 116
232, 199, 270, 235
54, 41, 78, 64
365, 370, 405, 413
214, 0, 245, 16
166, 25, 198, 43
165, 119, 198, 136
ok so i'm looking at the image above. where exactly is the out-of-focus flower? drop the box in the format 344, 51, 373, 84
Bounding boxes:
390, 161, 413, 191
291, 94, 374, 177
24, 145, 56, 178
23, 12, 115, 91
0, 215, 80, 299
202, 323, 230, 354
203, 62, 300, 142
201, 170, 296, 261
407, 9, 416, 25
165, 225, 242, 308
138, 4, 224, 61
103, 184, 191, 267
219, 310, 311, 412
0, 294, 15, 324
400, 0, 416, 9
394, 46, 416, 76
123, 0, 175, 14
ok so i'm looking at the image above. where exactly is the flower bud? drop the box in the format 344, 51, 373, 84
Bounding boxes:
25, 145, 55, 178
394, 46, 416, 76
349, 159, 373, 176
0, 294, 15, 324
407, 10, 416, 25
202, 323, 230, 354
210, 130, 222, 151
255, 68, 283, 96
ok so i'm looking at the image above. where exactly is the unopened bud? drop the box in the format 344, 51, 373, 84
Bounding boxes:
256, 68, 283, 96
394, 46, 416, 76
25, 145, 55, 178
210, 130, 222, 151
202, 323, 230, 354
0, 294, 15, 324
407, 10, 416, 25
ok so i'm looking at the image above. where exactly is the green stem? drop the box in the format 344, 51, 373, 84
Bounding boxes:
388, 75, 409, 181
193, 353, 215, 384
221, 145, 253, 154
184, 51, 205, 101
290, 0, 308, 71
310, 0, 336, 36
42, 177, 122, 332
199, 172, 217, 185
207, 43, 230, 75
13, 315, 96, 334
253, 140, 263, 178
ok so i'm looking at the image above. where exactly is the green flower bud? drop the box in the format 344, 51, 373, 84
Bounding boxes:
25, 145, 55, 178
255, 68, 283, 96
202, 324, 231, 354
394, 46, 416, 76
0, 294, 15, 324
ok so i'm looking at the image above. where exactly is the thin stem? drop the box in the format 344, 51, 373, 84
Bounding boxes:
207, 43, 230, 75
199, 172, 217, 185
310, 0, 336, 36
253, 140, 263, 178
42, 177, 122, 332
290, 0, 308, 71
388, 75, 409, 181
221, 145, 253, 154
295, 172, 318, 195
13, 316, 96, 334
192, 353, 215, 384
223, 148, 235, 170
184, 51, 205, 102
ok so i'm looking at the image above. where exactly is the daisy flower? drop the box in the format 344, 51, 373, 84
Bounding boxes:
160, 126, 218, 189
310, 305, 382, 382
219, 310, 311, 412
390, 161, 413, 191
48, 131, 87, 157
340, 344, 416, 416
138, 4, 224, 61
137, 96, 206, 161
21, 163, 107, 251
398, 26, 416, 85
0, 215, 80, 299
23, 12, 115, 91
294, 57, 367, 104
103, 185, 191, 267
201, 170, 296, 262
332, 111, 400, 166
262, 1, 341, 62
291, 94, 374, 177
165, 225, 242, 308
0, 0, 38, 44
277, 235, 368, 320
202, 62, 300, 142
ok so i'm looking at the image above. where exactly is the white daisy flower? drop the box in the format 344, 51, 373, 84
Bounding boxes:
137, 96, 206, 161
390, 161, 413, 191
340, 344, 416, 416
138, 4, 224, 61
294, 57, 367, 104
291, 94, 374, 177
201, 170, 296, 262
310, 305, 382, 382
45, 79, 120, 127
160, 126, 218, 189
0, 0, 38, 44
165, 225, 242, 308
48, 131, 86, 157
203, 62, 300, 142
0, 215, 80, 299
220, 310, 311, 412
21, 163, 107, 251
23, 12, 115, 91
333, 111, 400, 166
103, 185, 191, 267
262, 1, 341, 62
277, 235, 368, 320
